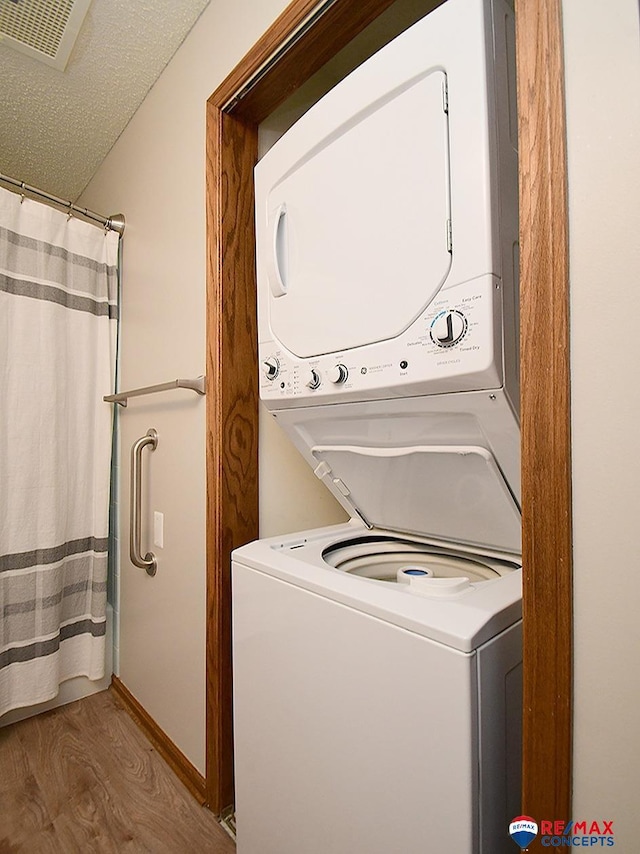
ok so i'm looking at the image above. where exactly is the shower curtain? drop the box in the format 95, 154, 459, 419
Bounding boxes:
0, 186, 118, 717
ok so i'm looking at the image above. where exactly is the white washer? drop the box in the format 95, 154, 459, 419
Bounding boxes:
233, 0, 521, 851
233, 523, 522, 854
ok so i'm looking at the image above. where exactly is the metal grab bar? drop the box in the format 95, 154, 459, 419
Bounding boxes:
104, 376, 206, 407
130, 429, 158, 576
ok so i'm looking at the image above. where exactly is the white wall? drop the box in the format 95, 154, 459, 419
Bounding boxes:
564, 0, 640, 839
79, 0, 347, 774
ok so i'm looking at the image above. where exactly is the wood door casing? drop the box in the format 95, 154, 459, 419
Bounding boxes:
205, 0, 573, 828
515, 0, 572, 832
205, 104, 259, 813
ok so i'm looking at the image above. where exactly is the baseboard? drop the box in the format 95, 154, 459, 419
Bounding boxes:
110, 676, 207, 806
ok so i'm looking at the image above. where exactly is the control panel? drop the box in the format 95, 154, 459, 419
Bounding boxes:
260, 275, 503, 409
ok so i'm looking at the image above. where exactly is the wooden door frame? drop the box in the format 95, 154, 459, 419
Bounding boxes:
205, 0, 572, 827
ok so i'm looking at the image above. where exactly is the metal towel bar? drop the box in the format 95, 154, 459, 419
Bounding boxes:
130, 429, 158, 576
104, 376, 206, 407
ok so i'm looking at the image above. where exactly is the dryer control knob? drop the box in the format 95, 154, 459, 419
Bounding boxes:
430, 310, 467, 347
306, 369, 321, 390
327, 364, 348, 384
262, 357, 280, 380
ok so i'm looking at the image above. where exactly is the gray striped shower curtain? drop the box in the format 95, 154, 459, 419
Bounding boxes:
0, 187, 118, 717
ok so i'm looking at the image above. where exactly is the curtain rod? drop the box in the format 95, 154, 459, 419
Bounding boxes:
0, 173, 125, 236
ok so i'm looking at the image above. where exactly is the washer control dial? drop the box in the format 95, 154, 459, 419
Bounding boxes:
306, 369, 321, 390
262, 357, 280, 380
430, 310, 468, 347
327, 364, 348, 384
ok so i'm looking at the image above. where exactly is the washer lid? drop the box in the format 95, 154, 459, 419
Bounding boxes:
311, 444, 521, 553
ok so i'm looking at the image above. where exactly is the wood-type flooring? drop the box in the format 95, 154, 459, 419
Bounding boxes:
0, 688, 236, 853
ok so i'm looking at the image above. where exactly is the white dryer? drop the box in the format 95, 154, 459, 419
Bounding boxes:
232, 0, 521, 851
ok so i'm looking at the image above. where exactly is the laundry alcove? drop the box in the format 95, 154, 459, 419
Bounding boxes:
204, 0, 572, 833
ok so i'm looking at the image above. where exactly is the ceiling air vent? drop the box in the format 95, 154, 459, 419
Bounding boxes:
0, 0, 92, 71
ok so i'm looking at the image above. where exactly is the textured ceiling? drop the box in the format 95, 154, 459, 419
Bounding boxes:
0, 0, 210, 200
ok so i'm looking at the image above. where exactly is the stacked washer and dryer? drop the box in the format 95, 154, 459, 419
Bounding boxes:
232, 0, 521, 851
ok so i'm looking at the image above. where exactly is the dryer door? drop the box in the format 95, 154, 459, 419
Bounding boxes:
260, 69, 452, 358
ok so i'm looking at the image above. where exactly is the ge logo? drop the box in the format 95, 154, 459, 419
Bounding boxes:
361, 367, 367, 374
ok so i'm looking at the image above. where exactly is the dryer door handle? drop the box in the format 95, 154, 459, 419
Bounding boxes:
267, 204, 288, 297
